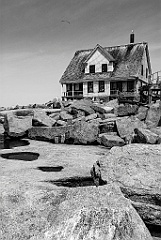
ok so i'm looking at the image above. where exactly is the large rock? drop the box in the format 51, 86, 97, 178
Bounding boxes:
136, 106, 148, 120
98, 133, 125, 148
69, 120, 99, 144
91, 103, 114, 114
67, 99, 95, 116
134, 128, 159, 144
85, 113, 98, 121
103, 113, 116, 119
44, 185, 152, 240
28, 126, 73, 142
60, 111, 73, 121
33, 110, 56, 127
116, 104, 138, 116
101, 144, 161, 226
0, 141, 153, 240
116, 116, 147, 139
3, 110, 33, 137
150, 127, 161, 143
145, 102, 161, 128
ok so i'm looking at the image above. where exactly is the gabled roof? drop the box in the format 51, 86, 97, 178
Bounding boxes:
84, 44, 115, 63
60, 42, 151, 83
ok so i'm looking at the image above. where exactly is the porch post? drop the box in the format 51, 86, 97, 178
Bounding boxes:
72, 84, 74, 98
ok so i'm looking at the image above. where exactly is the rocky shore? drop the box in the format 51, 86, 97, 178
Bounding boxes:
0, 99, 161, 147
0, 99, 161, 239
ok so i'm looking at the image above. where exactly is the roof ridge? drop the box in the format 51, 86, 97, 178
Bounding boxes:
75, 42, 147, 54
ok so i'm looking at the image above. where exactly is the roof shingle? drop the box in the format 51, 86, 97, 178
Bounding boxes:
60, 42, 148, 84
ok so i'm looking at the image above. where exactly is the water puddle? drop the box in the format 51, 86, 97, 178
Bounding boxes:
0, 139, 30, 149
37, 166, 63, 172
1, 152, 39, 161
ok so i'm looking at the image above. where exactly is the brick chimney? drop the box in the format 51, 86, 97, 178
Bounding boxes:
130, 30, 134, 43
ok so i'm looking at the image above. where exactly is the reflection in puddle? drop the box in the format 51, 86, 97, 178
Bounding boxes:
0, 139, 30, 149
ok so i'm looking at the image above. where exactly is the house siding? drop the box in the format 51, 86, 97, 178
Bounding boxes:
140, 48, 149, 83
85, 49, 113, 73
83, 80, 110, 98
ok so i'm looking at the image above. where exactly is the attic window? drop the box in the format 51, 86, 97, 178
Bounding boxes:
89, 65, 95, 73
102, 64, 107, 72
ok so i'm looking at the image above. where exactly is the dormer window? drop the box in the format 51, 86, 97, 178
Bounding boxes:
102, 64, 107, 72
89, 65, 95, 73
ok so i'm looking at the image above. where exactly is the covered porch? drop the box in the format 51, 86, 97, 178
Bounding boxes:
62, 83, 83, 100
109, 79, 139, 100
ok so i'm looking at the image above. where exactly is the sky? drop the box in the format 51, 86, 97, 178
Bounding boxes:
0, 0, 161, 107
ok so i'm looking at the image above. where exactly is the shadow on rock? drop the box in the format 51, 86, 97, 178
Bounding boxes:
1, 152, 39, 161
45, 176, 107, 187
146, 224, 161, 238
37, 166, 64, 172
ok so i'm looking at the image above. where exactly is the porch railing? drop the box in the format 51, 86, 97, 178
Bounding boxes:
63, 91, 83, 98
148, 71, 161, 86
110, 90, 137, 97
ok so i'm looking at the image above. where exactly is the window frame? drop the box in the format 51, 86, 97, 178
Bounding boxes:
102, 64, 108, 73
99, 81, 105, 92
87, 81, 93, 93
89, 65, 95, 74
141, 65, 144, 76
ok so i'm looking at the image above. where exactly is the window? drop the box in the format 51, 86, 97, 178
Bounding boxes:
66, 83, 72, 96
89, 65, 95, 73
66, 83, 72, 91
88, 82, 93, 93
99, 81, 105, 92
74, 83, 79, 91
102, 64, 107, 72
146, 68, 148, 78
127, 81, 134, 92
141, 65, 144, 76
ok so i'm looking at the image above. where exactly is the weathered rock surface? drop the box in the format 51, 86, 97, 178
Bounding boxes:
103, 113, 116, 119
85, 113, 98, 121
3, 110, 33, 137
98, 133, 125, 148
116, 116, 147, 139
67, 99, 95, 115
116, 104, 139, 116
150, 127, 161, 136
145, 102, 161, 128
0, 141, 152, 240
150, 127, 161, 143
60, 111, 73, 121
69, 120, 99, 144
136, 106, 148, 120
56, 119, 67, 126
91, 103, 114, 114
101, 144, 161, 226
28, 126, 73, 141
134, 128, 159, 144
33, 110, 56, 127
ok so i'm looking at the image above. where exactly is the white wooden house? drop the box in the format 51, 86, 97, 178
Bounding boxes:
60, 34, 152, 101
